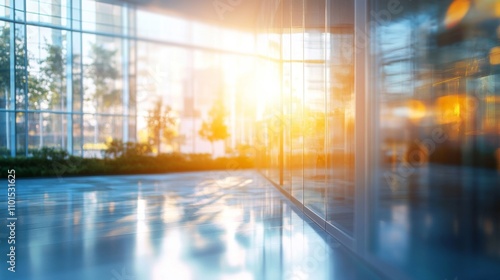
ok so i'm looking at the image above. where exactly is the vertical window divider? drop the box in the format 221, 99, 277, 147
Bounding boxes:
122, 3, 129, 143
354, 0, 370, 253
66, 0, 74, 155
22, 0, 28, 156
9, 16, 15, 157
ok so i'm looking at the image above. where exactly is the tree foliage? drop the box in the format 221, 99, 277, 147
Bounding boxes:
0, 26, 11, 93
146, 98, 178, 154
85, 43, 120, 109
199, 97, 229, 155
104, 139, 152, 158
40, 44, 65, 108
0, 26, 50, 110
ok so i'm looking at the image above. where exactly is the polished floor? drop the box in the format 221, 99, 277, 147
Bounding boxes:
0, 170, 381, 280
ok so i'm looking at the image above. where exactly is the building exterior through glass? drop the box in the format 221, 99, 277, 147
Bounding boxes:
0, 0, 257, 158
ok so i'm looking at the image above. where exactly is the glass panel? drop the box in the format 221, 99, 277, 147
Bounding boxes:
326, 0, 354, 234
14, 0, 24, 21
128, 39, 136, 142
0, 110, 9, 155
26, 25, 67, 112
81, 0, 122, 34
27, 112, 67, 150
136, 10, 190, 45
282, 0, 292, 193
82, 114, 121, 157
72, 0, 81, 30
72, 114, 83, 156
15, 23, 26, 111
0, 0, 12, 19
82, 34, 123, 115
26, 0, 69, 27
290, 0, 304, 203
0, 21, 10, 110
0, 21, 12, 155
369, 0, 500, 278
72, 32, 83, 112
303, 0, 327, 218
16, 111, 25, 155
136, 42, 188, 154
193, 51, 226, 156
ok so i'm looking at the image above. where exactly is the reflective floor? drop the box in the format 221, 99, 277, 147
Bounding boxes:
0, 170, 380, 280
373, 164, 500, 280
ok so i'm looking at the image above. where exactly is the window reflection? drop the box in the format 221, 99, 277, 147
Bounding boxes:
371, 0, 500, 277
256, 0, 355, 235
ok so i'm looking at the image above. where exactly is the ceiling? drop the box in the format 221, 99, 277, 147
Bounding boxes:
116, 0, 265, 31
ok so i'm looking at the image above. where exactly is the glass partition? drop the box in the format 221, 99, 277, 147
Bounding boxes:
303, 0, 327, 218
368, 0, 500, 278
326, 0, 355, 235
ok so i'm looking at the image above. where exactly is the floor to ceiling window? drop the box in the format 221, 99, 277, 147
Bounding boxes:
257, 0, 356, 238
0, 0, 257, 158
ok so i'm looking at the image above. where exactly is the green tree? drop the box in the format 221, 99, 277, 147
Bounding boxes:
0, 26, 11, 103
199, 98, 229, 156
0, 26, 49, 110
85, 43, 120, 144
40, 44, 65, 108
146, 98, 178, 154
86, 43, 119, 109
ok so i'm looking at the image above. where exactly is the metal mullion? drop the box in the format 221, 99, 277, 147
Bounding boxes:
22, 0, 28, 156
0, 108, 139, 118
354, 0, 370, 253
300, 0, 304, 206
8, 8, 15, 156
279, 0, 283, 187
323, 0, 328, 231
66, 0, 73, 154
121, 3, 129, 143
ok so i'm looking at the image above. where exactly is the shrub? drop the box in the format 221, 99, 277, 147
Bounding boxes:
104, 139, 152, 158
32, 147, 69, 161
0, 143, 254, 178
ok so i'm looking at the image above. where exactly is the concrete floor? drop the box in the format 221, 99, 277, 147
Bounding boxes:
0, 170, 380, 280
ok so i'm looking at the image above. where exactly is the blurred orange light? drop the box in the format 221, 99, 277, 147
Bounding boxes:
407, 100, 427, 122
485, 95, 500, 103
435, 94, 475, 124
490, 46, 500, 65
444, 0, 470, 29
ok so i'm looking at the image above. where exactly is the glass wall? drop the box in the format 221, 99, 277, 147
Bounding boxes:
368, 0, 500, 278
0, 0, 256, 158
256, 0, 355, 236
257, 0, 500, 279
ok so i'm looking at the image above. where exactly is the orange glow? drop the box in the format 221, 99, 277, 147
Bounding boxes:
485, 96, 500, 103
407, 100, 427, 122
444, 0, 470, 29
435, 94, 476, 124
490, 46, 500, 65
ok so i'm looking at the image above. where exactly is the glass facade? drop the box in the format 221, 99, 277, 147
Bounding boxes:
0, 0, 256, 157
257, 0, 500, 279
257, 0, 356, 236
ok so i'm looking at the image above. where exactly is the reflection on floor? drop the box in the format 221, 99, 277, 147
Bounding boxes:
1, 170, 380, 280
375, 164, 500, 280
